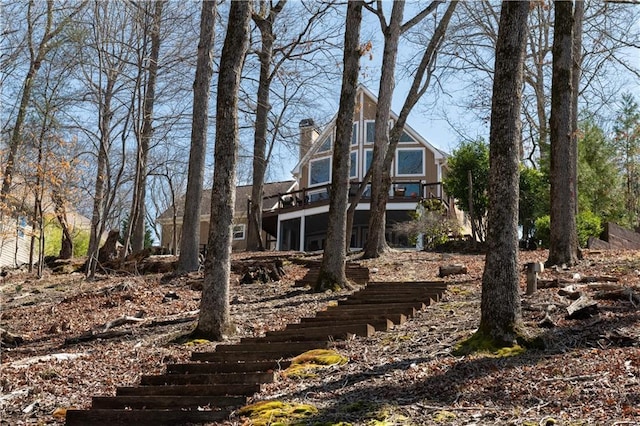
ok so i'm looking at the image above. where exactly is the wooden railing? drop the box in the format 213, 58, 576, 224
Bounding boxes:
262, 181, 448, 212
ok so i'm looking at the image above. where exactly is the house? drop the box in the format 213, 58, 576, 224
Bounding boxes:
157, 180, 297, 253
264, 85, 458, 252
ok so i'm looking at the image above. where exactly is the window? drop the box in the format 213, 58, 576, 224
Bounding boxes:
365, 121, 375, 144
233, 224, 246, 240
399, 131, 414, 143
17, 216, 26, 238
351, 123, 358, 145
317, 133, 332, 153
363, 149, 373, 175
309, 157, 331, 186
396, 149, 424, 176
350, 151, 357, 178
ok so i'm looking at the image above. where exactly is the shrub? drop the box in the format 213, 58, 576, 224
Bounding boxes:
533, 212, 603, 248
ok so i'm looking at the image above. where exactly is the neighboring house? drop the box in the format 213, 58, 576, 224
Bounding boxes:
0, 213, 33, 268
265, 84, 459, 251
157, 180, 297, 253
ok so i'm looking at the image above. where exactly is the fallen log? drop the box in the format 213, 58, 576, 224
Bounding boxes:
1, 328, 24, 347
593, 287, 640, 306
566, 295, 598, 319
438, 264, 468, 278
102, 314, 145, 332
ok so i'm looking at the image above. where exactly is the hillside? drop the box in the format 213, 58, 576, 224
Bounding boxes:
1, 249, 639, 425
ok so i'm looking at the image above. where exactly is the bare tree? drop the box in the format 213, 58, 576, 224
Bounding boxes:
177, 0, 217, 272
313, 0, 363, 292
194, 0, 251, 339
547, 0, 580, 267
477, 0, 530, 348
362, 0, 457, 259
1, 0, 87, 204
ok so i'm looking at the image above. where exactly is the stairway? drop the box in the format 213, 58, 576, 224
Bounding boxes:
65, 280, 446, 425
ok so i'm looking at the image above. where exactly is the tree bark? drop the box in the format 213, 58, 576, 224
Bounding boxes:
130, 1, 165, 254
478, 0, 530, 346
247, 1, 287, 251
363, 1, 404, 259
177, 0, 217, 272
547, 0, 580, 267
194, 0, 251, 340
314, 0, 363, 292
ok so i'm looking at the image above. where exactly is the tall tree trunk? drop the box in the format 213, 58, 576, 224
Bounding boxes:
314, 0, 363, 292
571, 0, 584, 216
52, 191, 73, 259
362, 0, 457, 258
177, 0, 217, 272
194, 0, 251, 340
247, 2, 286, 251
478, 0, 530, 346
547, 0, 580, 267
130, 1, 164, 253
363, 1, 404, 259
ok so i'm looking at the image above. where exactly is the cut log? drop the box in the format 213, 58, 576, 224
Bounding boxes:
566, 295, 598, 319
438, 264, 468, 277
0, 328, 24, 347
594, 288, 640, 306
558, 285, 582, 300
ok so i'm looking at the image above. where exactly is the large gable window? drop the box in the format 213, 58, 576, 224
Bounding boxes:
363, 149, 373, 175
396, 148, 424, 176
317, 133, 332, 153
309, 157, 331, 186
351, 123, 358, 145
365, 121, 375, 144
350, 151, 357, 178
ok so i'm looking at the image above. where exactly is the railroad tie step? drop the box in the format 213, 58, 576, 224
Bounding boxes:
116, 383, 261, 397
167, 360, 289, 375
300, 313, 407, 325
239, 323, 375, 343
65, 408, 230, 426
285, 318, 394, 332
91, 395, 246, 410
139, 371, 275, 386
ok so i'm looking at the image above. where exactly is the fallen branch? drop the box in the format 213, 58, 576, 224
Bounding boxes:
102, 315, 145, 332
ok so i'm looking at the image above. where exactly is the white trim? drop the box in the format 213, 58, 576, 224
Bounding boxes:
395, 147, 425, 177
308, 156, 332, 187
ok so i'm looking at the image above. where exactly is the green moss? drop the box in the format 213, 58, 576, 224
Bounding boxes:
284, 349, 348, 379
452, 330, 526, 357
238, 400, 317, 426
433, 410, 456, 423
448, 286, 471, 296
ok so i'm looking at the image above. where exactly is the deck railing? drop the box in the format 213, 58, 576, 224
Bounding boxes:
262, 181, 448, 212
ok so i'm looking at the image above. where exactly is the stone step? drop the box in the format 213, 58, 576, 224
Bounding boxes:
139, 371, 275, 386
167, 360, 289, 375
65, 408, 230, 426
240, 324, 375, 343
92, 395, 246, 410
286, 318, 394, 332
116, 383, 261, 397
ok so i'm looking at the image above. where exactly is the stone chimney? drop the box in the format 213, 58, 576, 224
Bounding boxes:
298, 118, 318, 161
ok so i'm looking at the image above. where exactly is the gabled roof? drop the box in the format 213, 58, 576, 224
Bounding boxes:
157, 180, 297, 223
291, 84, 447, 176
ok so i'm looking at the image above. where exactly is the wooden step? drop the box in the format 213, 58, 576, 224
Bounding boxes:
315, 306, 417, 318
65, 408, 230, 426
191, 351, 292, 363
116, 383, 260, 397
366, 281, 447, 288
240, 324, 375, 343
92, 395, 246, 409
325, 301, 429, 312
300, 313, 407, 325
167, 360, 289, 375
285, 319, 393, 332
338, 296, 436, 305
139, 371, 275, 386
214, 340, 331, 353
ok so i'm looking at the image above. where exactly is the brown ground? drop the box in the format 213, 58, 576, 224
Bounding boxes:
1, 249, 639, 425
